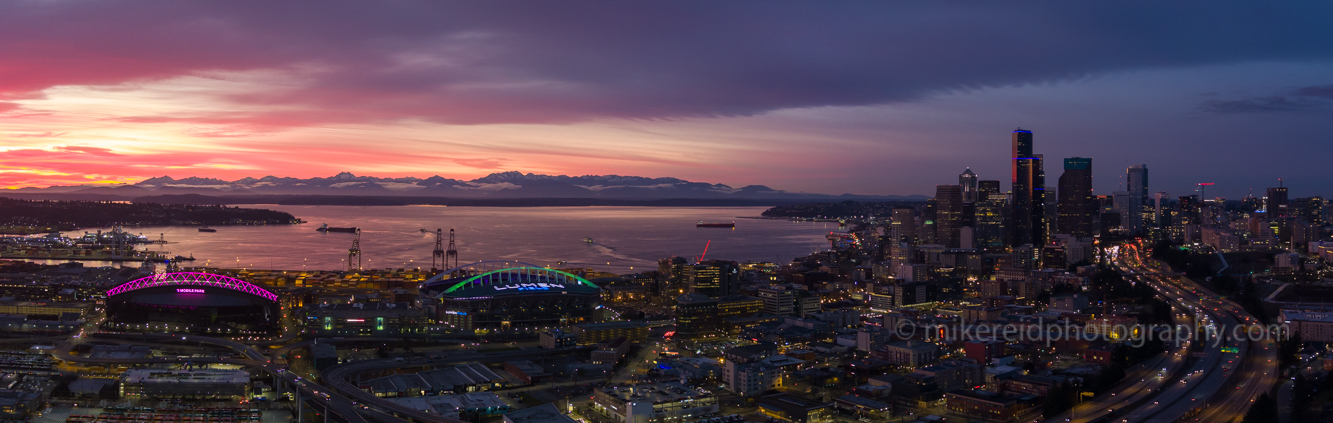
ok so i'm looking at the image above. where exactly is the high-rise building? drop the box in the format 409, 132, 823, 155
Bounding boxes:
1057, 157, 1094, 238
676, 293, 719, 340
959, 168, 978, 202
1267, 185, 1289, 218
1013, 159, 1045, 246
757, 285, 796, 316
1010, 128, 1045, 247
1296, 197, 1326, 226
974, 180, 1008, 250
1012, 129, 1032, 182
689, 260, 739, 297
1178, 195, 1200, 225
935, 185, 964, 248
890, 207, 917, 245
1124, 165, 1149, 235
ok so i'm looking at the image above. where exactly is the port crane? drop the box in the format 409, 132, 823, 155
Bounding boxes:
347, 229, 362, 272
432, 229, 445, 271
446, 229, 459, 269
431, 228, 459, 270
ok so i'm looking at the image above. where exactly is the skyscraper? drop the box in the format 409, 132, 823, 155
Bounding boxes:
935, 185, 963, 248
890, 206, 917, 245
1267, 185, 1289, 217
1010, 129, 1044, 247
1057, 157, 1094, 238
959, 168, 978, 202
1125, 165, 1149, 235
688, 260, 739, 297
974, 180, 1007, 250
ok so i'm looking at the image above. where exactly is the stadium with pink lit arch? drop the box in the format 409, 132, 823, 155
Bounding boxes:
105, 272, 280, 335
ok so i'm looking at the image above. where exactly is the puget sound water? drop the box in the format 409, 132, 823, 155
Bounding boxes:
57, 206, 840, 274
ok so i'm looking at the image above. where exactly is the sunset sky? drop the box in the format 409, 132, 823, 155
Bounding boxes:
1, 2, 1331, 197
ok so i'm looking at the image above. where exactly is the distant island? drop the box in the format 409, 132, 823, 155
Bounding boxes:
0, 198, 298, 233
761, 200, 924, 219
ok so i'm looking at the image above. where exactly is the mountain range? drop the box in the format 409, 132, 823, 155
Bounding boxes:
1, 172, 926, 204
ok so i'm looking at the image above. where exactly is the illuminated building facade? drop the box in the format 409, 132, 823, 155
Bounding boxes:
419, 262, 601, 334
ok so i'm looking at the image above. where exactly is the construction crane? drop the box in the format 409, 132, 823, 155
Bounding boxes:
1197, 182, 1215, 201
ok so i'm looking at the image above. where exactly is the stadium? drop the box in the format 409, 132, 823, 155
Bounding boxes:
105, 272, 280, 335
419, 262, 602, 334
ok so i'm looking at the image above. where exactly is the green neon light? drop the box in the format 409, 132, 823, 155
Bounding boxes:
442, 267, 598, 294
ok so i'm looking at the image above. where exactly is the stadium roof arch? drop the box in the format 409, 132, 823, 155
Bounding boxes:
421, 261, 599, 298
107, 272, 279, 302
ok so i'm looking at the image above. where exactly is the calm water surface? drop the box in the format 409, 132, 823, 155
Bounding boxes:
60, 206, 840, 274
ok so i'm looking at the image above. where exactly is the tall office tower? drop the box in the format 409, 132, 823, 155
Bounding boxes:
975, 180, 1007, 250
959, 168, 978, 202
978, 180, 1001, 199
1154, 192, 1169, 227
1012, 128, 1033, 181
1239, 195, 1257, 213
1267, 185, 1289, 217
1013, 157, 1045, 246
1057, 157, 1094, 238
1297, 197, 1326, 226
935, 185, 963, 248
890, 207, 917, 245
1113, 191, 1131, 232
1178, 195, 1200, 225
688, 260, 739, 297
675, 293, 720, 340
1009, 129, 1044, 247
1125, 165, 1149, 235
921, 199, 938, 245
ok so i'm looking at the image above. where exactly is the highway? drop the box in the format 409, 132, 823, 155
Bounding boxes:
1045, 304, 1194, 423
1115, 242, 1277, 422
1047, 241, 1277, 423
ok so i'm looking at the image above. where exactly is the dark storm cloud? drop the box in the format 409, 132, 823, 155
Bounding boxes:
1198, 84, 1333, 113
1198, 96, 1323, 113
1, 1, 1332, 126
1293, 85, 1333, 100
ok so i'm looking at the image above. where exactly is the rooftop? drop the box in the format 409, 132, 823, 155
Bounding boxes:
504, 403, 576, 423
598, 381, 712, 405
123, 369, 248, 384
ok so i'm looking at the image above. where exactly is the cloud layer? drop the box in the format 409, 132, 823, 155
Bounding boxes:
0, 2, 1331, 195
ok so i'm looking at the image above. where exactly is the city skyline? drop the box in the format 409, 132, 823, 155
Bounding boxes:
0, 2, 1331, 197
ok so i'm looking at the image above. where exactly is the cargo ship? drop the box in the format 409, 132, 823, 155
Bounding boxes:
317, 223, 359, 233
696, 221, 735, 228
